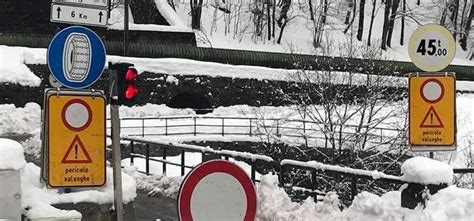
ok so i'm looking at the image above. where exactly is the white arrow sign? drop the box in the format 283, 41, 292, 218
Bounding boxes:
50, 4, 107, 27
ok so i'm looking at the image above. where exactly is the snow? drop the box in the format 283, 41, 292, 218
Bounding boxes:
22, 163, 136, 219
0, 102, 41, 135
0, 45, 42, 86
0, 138, 26, 170
401, 156, 454, 185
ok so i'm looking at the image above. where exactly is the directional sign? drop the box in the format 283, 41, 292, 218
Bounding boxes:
51, 4, 108, 27
47, 26, 106, 89
408, 24, 456, 72
52, 0, 108, 7
178, 160, 257, 221
46, 89, 106, 187
409, 73, 456, 151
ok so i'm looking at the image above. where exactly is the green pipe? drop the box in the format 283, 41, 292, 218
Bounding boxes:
1, 33, 472, 80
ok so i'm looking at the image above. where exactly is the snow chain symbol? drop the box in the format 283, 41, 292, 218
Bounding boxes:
63, 33, 91, 82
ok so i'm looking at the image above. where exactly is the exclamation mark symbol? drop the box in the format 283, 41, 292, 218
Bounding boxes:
75, 144, 78, 159
430, 113, 433, 124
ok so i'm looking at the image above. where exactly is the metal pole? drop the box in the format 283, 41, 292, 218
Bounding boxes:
110, 104, 124, 221
124, 0, 130, 56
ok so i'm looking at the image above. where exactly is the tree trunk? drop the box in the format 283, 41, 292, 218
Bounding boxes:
322, 0, 328, 23
451, 0, 459, 40
272, 0, 276, 38
460, 3, 474, 51
357, 0, 365, 41
267, 1, 271, 40
381, 0, 392, 50
277, 19, 288, 44
386, 0, 399, 48
345, 0, 354, 24
309, 0, 315, 21
190, 0, 203, 30
368, 0, 377, 46
400, 0, 405, 45
344, 0, 357, 34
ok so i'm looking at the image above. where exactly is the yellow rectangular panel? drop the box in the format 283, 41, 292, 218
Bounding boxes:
47, 92, 106, 187
409, 73, 456, 150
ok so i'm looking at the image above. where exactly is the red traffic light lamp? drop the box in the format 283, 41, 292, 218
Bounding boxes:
108, 62, 139, 105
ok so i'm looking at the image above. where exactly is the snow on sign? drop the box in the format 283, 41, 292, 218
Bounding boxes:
47, 26, 106, 89
178, 160, 257, 221
46, 89, 106, 187
408, 24, 456, 72
409, 73, 456, 151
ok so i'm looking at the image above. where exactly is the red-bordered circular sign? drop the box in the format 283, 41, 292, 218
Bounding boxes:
420, 78, 445, 104
178, 160, 257, 221
61, 99, 93, 132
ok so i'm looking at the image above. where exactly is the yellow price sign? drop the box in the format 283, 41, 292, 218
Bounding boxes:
409, 73, 456, 151
47, 90, 106, 187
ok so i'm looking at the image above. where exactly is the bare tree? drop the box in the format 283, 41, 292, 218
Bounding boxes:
190, 0, 204, 29
386, 0, 400, 48
460, 2, 473, 51
367, 0, 377, 46
356, 0, 365, 41
381, 0, 392, 50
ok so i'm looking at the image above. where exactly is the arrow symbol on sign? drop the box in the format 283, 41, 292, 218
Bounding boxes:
98, 11, 103, 23
56, 7, 62, 19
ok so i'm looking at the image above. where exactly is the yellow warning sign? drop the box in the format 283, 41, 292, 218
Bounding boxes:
409, 73, 456, 150
47, 91, 106, 187
419, 106, 444, 128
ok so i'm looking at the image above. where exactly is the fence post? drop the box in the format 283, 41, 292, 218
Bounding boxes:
351, 176, 357, 200
276, 119, 280, 137
142, 118, 145, 137
251, 161, 256, 184
279, 164, 285, 187
146, 144, 150, 175
165, 118, 168, 136
181, 149, 185, 176
222, 118, 225, 136
249, 119, 252, 136
130, 141, 134, 166
380, 128, 383, 143
194, 117, 197, 136
163, 147, 167, 176
312, 170, 317, 202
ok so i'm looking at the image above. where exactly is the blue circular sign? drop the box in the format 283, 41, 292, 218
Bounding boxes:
47, 26, 106, 89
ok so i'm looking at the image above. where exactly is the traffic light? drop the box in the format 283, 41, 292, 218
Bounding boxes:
109, 62, 139, 105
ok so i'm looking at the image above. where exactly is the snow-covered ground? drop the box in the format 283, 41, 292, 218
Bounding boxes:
0, 138, 136, 219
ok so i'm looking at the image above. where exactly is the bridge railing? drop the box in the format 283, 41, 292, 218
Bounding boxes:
110, 116, 405, 149
120, 136, 407, 203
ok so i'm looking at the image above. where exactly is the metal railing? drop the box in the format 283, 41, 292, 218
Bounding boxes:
121, 136, 406, 202
111, 116, 405, 149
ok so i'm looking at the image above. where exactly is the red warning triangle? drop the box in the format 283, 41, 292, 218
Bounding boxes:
62, 135, 92, 164
420, 106, 444, 128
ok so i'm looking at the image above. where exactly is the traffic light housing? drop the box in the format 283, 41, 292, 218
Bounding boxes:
109, 62, 139, 105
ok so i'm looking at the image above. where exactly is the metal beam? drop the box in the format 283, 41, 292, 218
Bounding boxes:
1, 33, 473, 80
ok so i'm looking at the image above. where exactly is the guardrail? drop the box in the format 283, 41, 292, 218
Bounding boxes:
112, 116, 405, 149
121, 136, 406, 202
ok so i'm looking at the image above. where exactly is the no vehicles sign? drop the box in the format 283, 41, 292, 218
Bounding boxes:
46, 89, 106, 187
409, 73, 456, 151
178, 160, 257, 221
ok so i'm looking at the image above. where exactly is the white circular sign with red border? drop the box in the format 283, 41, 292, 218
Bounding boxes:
61, 99, 93, 132
178, 160, 257, 221
420, 78, 444, 104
